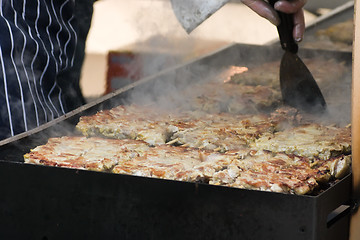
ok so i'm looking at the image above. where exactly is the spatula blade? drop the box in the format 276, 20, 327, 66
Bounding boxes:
280, 51, 327, 114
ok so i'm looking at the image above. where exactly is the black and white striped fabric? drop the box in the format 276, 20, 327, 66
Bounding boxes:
0, 0, 85, 140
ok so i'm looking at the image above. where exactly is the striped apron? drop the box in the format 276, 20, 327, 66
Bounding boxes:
0, 0, 91, 139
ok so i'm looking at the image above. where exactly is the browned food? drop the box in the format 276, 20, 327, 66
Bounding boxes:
24, 137, 150, 171
76, 104, 305, 152
76, 105, 175, 146
77, 103, 351, 159
250, 123, 351, 160
167, 113, 278, 152
302, 20, 353, 52
316, 19, 353, 45
211, 150, 350, 195
24, 136, 351, 195
27, 53, 352, 196
178, 81, 281, 114
112, 144, 210, 181
228, 58, 347, 91
228, 61, 280, 88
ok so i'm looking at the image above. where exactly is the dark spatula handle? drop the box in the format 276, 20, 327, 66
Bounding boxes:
268, 0, 298, 54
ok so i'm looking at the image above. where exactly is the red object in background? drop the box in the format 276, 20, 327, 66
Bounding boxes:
105, 51, 142, 94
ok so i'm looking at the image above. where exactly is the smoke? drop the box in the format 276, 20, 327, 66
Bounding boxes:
0, 1, 353, 161
119, 44, 352, 129
102, 0, 231, 111
320, 70, 352, 127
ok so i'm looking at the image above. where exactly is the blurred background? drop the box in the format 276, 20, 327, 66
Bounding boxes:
80, 0, 352, 99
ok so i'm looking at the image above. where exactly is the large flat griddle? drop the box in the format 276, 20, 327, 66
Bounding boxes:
0, 43, 354, 240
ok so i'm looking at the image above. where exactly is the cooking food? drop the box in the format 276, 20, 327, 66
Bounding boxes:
317, 19, 353, 45
27, 100, 351, 196
76, 104, 174, 146
166, 111, 294, 152
229, 58, 347, 91
24, 136, 350, 195
24, 137, 150, 172
211, 150, 350, 195
303, 19, 353, 52
76, 104, 304, 152
26, 108, 352, 195
250, 123, 351, 160
24, 55, 351, 196
112, 143, 212, 181
177, 81, 281, 114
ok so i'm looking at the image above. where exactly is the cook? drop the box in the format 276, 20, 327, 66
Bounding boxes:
0, 0, 306, 140
242, 0, 306, 42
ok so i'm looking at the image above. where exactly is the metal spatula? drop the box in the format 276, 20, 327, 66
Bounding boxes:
268, 0, 327, 114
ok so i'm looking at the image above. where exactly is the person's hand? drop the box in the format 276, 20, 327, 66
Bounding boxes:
241, 0, 307, 42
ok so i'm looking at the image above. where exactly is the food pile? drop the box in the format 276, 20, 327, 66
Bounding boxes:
24, 58, 352, 195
